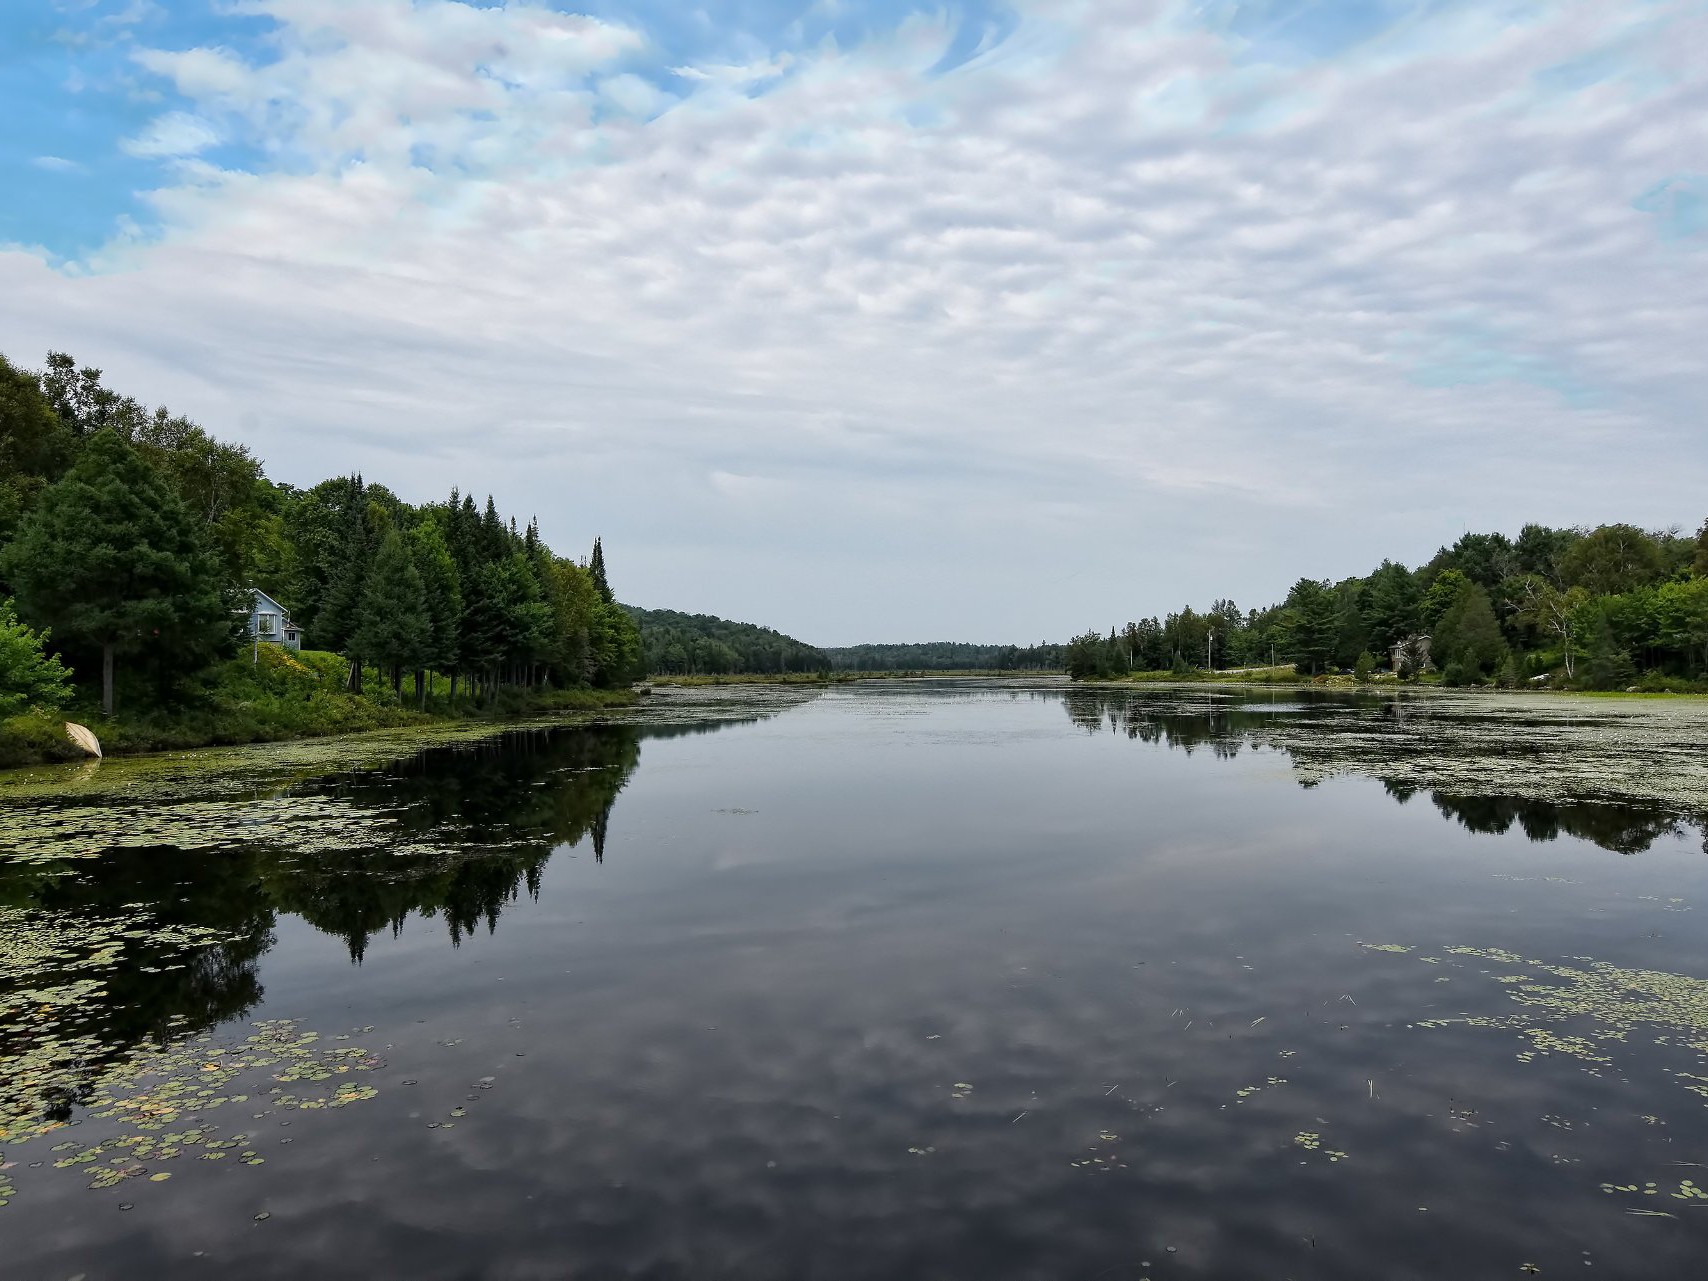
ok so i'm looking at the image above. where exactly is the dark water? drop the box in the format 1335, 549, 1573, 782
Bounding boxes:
5, 683, 1708, 1280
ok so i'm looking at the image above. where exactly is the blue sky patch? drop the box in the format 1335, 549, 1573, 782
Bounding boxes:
1633, 174, 1708, 242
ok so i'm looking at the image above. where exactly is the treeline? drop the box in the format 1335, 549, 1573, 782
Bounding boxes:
824, 642, 1065, 671
625, 606, 828, 675
0, 350, 641, 720
1068, 521, 1708, 689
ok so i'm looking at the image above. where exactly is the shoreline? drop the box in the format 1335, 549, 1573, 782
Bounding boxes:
0, 686, 639, 771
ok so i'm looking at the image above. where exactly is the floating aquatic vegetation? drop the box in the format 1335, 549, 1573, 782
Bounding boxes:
1383, 944, 1708, 1113
950, 1082, 974, 1100
1292, 1131, 1348, 1162
0, 904, 250, 1147
0, 1017, 383, 1211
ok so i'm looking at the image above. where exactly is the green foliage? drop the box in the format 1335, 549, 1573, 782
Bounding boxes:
2, 430, 233, 714
1279, 578, 1338, 673
1559, 523, 1665, 596
0, 599, 73, 715
352, 529, 430, 685
629, 606, 828, 676
1362, 560, 1420, 658
1420, 569, 1470, 630
1353, 651, 1376, 683
1066, 631, 1125, 680
1580, 610, 1637, 691
0, 349, 652, 757
1432, 582, 1507, 684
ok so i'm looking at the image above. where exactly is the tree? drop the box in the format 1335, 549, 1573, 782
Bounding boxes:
1512, 575, 1589, 678
1433, 581, 1507, 684
1579, 609, 1635, 690
0, 598, 72, 715
589, 537, 614, 605
1279, 579, 1338, 673
312, 478, 376, 688
352, 529, 429, 695
1515, 523, 1578, 581
1362, 560, 1420, 659
409, 522, 462, 704
1, 430, 232, 715
1421, 569, 1471, 630
1694, 519, 1708, 578
1559, 524, 1665, 596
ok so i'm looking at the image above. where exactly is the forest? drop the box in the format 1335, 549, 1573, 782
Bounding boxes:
824, 642, 1066, 671
0, 350, 642, 755
1067, 521, 1708, 689
625, 606, 830, 676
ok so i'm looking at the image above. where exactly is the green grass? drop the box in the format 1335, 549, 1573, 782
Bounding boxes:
0, 647, 636, 768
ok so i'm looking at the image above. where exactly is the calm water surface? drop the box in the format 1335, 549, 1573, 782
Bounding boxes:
5, 683, 1708, 1280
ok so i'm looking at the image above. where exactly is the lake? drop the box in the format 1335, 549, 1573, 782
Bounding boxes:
4, 682, 1708, 1280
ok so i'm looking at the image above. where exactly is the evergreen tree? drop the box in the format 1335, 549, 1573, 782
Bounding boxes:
1580, 610, 1636, 690
1362, 560, 1421, 658
1279, 579, 1338, 673
1433, 582, 1507, 684
1, 429, 233, 715
589, 537, 614, 605
312, 476, 372, 656
352, 529, 429, 694
410, 522, 462, 701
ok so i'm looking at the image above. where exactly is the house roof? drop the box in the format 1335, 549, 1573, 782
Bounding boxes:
245, 588, 294, 619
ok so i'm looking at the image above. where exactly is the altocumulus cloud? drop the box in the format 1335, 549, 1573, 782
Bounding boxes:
2, 0, 1705, 643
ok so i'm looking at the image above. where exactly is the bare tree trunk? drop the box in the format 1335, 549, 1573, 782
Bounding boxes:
102, 643, 115, 718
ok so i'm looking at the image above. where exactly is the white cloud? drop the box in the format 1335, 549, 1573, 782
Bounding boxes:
31, 155, 87, 173
8, 0, 1708, 642
119, 110, 221, 157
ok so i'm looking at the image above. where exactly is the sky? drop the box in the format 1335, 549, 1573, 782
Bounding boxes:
3, 1, 1705, 646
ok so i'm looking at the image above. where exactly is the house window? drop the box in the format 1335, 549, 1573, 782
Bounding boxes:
257, 613, 276, 636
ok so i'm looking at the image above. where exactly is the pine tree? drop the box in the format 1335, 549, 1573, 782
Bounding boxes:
352, 529, 429, 694
410, 522, 462, 704
2, 429, 232, 715
589, 537, 613, 605
312, 476, 371, 655
1434, 582, 1507, 684
1280, 579, 1338, 673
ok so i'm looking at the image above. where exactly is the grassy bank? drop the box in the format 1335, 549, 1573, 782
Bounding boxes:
0, 647, 636, 769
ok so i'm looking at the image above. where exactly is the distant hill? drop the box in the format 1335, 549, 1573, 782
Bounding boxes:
824, 642, 1065, 672
624, 606, 830, 675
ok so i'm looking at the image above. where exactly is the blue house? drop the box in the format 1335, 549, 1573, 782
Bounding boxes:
243, 589, 302, 652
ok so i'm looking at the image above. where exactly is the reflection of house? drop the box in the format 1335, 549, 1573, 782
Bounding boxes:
1391, 634, 1431, 674
242, 589, 302, 651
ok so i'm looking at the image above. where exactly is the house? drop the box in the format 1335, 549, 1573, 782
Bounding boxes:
242, 589, 302, 652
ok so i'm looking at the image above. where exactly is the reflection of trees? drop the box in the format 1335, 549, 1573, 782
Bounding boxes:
1057, 689, 1701, 855
1428, 794, 1688, 856
1, 716, 762, 1135
266, 725, 642, 959
0, 846, 276, 1131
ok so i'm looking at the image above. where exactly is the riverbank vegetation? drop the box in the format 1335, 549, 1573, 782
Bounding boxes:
1068, 522, 1708, 690
0, 350, 643, 762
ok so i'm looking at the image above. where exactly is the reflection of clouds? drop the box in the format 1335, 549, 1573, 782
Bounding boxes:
13, 685, 1708, 1276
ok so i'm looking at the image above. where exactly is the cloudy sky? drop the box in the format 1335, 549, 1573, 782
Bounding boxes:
3, 1, 1705, 645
